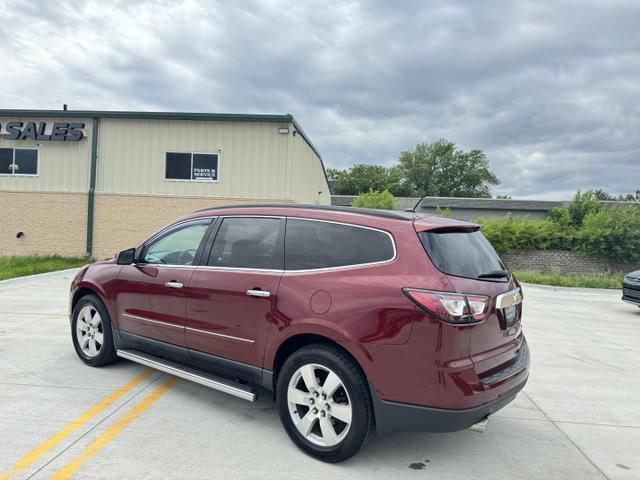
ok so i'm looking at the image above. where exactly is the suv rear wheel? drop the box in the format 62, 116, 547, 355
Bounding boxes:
276, 344, 374, 462
71, 294, 118, 367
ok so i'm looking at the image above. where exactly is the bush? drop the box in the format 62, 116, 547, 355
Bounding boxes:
548, 206, 572, 229
475, 215, 570, 253
351, 189, 399, 210
578, 205, 640, 262
549, 190, 601, 232
477, 200, 640, 263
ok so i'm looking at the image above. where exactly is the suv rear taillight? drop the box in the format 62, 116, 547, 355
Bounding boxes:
403, 288, 489, 324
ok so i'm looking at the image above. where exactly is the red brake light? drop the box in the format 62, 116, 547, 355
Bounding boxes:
403, 288, 488, 324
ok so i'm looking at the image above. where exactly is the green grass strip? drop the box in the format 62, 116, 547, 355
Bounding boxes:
514, 270, 624, 289
0, 255, 93, 281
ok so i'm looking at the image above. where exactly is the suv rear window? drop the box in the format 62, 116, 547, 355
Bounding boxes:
285, 219, 395, 270
419, 230, 505, 279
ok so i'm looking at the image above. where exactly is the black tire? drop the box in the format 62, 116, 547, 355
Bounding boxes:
71, 294, 118, 367
276, 343, 374, 463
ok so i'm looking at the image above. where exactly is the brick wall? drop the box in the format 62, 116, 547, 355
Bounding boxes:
91, 194, 292, 259
1, 191, 88, 256
1, 191, 289, 259
501, 249, 638, 275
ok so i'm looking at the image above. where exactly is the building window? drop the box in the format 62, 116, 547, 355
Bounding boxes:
165, 152, 219, 181
0, 148, 38, 176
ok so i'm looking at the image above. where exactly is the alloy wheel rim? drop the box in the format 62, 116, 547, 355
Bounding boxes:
76, 305, 104, 358
287, 363, 352, 447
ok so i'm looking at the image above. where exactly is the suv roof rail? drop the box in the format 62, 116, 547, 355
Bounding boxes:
194, 204, 415, 221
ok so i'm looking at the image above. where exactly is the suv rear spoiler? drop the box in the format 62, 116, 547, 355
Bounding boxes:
412, 215, 480, 233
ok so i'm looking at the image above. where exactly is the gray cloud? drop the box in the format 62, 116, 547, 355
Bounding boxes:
1, 0, 638, 199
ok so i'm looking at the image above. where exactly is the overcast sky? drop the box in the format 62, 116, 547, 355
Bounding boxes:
1, 0, 638, 199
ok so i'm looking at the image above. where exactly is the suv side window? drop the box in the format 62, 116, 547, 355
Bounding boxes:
141, 220, 211, 265
285, 219, 395, 270
208, 217, 284, 269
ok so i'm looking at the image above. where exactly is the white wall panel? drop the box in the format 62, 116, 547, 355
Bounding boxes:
96, 118, 296, 199
0, 116, 91, 193
289, 132, 331, 204
0, 115, 329, 204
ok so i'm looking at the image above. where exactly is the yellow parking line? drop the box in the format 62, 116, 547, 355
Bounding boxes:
0, 369, 153, 480
51, 376, 178, 480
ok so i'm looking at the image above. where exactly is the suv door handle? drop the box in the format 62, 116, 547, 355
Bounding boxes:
247, 289, 271, 298
165, 281, 184, 289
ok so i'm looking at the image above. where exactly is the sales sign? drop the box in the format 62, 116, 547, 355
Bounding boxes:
0, 121, 85, 141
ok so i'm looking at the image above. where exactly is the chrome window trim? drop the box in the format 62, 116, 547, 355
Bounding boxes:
282, 259, 394, 275
192, 214, 398, 275
495, 288, 523, 309
198, 214, 397, 274
196, 266, 284, 274
133, 263, 196, 269
138, 214, 397, 274
217, 215, 286, 220
122, 312, 184, 330
185, 326, 255, 345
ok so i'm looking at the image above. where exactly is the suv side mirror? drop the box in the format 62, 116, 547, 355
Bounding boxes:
116, 247, 136, 265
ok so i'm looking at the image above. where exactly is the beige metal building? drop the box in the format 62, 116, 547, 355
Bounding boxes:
0, 110, 330, 258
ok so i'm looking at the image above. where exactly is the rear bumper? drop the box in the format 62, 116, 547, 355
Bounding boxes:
371, 341, 530, 433
371, 373, 528, 433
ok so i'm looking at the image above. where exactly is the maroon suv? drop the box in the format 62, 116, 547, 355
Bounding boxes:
69, 204, 529, 462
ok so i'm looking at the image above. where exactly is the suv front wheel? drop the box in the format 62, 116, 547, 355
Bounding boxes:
71, 294, 118, 367
276, 344, 374, 462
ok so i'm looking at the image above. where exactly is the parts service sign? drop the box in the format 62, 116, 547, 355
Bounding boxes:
0, 121, 85, 141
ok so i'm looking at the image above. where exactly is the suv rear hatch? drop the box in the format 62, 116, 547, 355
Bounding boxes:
413, 218, 525, 382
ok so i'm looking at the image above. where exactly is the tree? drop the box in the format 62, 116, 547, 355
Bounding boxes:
590, 188, 640, 201
351, 189, 399, 210
593, 189, 614, 200
619, 191, 640, 201
327, 164, 411, 196
327, 139, 500, 197
398, 139, 500, 197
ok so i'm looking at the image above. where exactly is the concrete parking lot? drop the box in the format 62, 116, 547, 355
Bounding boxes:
0, 269, 638, 480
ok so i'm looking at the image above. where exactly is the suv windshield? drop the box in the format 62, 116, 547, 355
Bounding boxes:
418, 229, 506, 280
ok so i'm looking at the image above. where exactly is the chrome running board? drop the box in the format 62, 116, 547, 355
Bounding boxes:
117, 349, 256, 402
